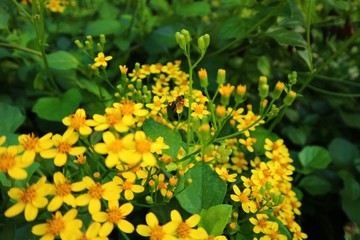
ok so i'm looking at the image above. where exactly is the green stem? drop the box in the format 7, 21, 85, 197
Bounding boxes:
307, 85, 360, 97
0, 42, 42, 56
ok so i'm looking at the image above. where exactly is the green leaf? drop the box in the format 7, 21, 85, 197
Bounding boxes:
217, 16, 248, 40
32, 88, 82, 121
299, 146, 331, 173
328, 138, 358, 168
251, 127, 278, 155
78, 79, 112, 101
266, 28, 307, 47
338, 170, 360, 201
47, 51, 79, 70
0, 103, 25, 132
297, 48, 312, 70
199, 204, 232, 236
282, 126, 307, 146
144, 26, 178, 54
0, 220, 16, 240
340, 189, 360, 225
175, 164, 227, 214
340, 111, 360, 129
143, 119, 182, 160
299, 175, 332, 196
175, 2, 211, 17
0, 172, 12, 187
257, 56, 271, 76
85, 19, 122, 36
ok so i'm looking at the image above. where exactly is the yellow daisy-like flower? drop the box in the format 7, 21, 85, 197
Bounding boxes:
170, 209, 208, 240
231, 152, 249, 174
32, 208, 83, 240
215, 167, 237, 183
62, 108, 93, 136
88, 107, 131, 133
94, 131, 136, 168
113, 172, 144, 200
151, 136, 169, 154
133, 131, 157, 167
76, 222, 106, 240
191, 102, 210, 120
261, 222, 287, 240
230, 185, 257, 213
93, 52, 112, 68
5, 176, 54, 221
18, 132, 53, 164
136, 212, 177, 240
47, 172, 77, 212
249, 213, 271, 234
239, 137, 256, 153
92, 201, 134, 236
146, 95, 167, 115
0, 145, 32, 180
40, 129, 86, 167
72, 176, 121, 214
218, 84, 235, 97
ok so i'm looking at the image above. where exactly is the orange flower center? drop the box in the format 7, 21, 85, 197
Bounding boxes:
89, 183, 104, 199
176, 222, 191, 238
121, 101, 135, 115
239, 192, 250, 203
47, 216, 65, 236
55, 180, 71, 196
21, 133, 39, 150
258, 218, 267, 228
122, 180, 133, 190
136, 140, 151, 153
109, 139, 123, 153
0, 152, 16, 171
57, 141, 71, 153
107, 208, 123, 224
150, 225, 165, 240
194, 105, 204, 114
20, 185, 37, 203
106, 112, 120, 125
70, 113, 86, 129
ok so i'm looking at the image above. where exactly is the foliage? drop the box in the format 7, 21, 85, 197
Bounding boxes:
0, 0, 359, 239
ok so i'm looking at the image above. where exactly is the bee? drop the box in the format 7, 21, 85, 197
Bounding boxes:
169, 95, 185, 113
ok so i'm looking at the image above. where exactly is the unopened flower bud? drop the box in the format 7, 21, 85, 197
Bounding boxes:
176, 32, 186, 50
145, 195, 154, 204
259, 84, 269, 99
203, 34, 210, 49
181, 29, 191, 43
272, 81, 284, 100
216, 105, 226, 118
216, 69, 226, 85
283, 90, 296, 106
99, 34, 106, 45
235, 84, 246, 102
74, 39, 83, 49
198, 68, 208, 88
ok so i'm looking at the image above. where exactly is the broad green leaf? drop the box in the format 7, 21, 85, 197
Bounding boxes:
217, 16, 248, 40
0, 8, 9, 30
175, 2, 211, 17
175, 164, 227, 214
143, 119, 182, 160
266, 28, 307, 47
340, 189, 360, 225
47, 51, 79, 70
328, 138, 358, 168
78, 79, 112, 102
257, 56, 271, 76
0, 103, 25, 132
338, 170, 360, 201
199, 204, 232, 236
299, 146, 331, 173
282, 126, 307, 146
340, 111, 360, 129
299, 175, 331, 196
298, 48, 312, 70
0, 172, 12, 187
85, 20, 122, 36
32, 88, 82, 121
144, 26, 178, 54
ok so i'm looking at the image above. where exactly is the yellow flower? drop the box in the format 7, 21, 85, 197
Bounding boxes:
5, 176, 54, 221
92, 201, 134, 236
151, 136, 169, 154
230, 185, 257, 213
191, 102, 210, 119
146, 96, 167, 115
239, 137, 256, 153
231, 152, 249, 174
218, 84, 234, 97
133, 131, 157, 167
94, 131, 136, 168
62, 108, 93, 136
249, 214, 271, 234
18, 132, 53, 164
72, 176, 121, 214
40, 129, 86, 167
88, 107, 131, 133
93, 52, 112, 68
170, 209, 208, 240
32, 209, 83, 240
113, 172, 144, 200
47, 172, 77, 212
215, 167, 237, 183
0, 145, 32, 180
260, 222, 287, 240
136, 212, 177, 240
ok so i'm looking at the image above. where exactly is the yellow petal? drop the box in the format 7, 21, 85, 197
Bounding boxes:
124, 190, 134, 200
89, 198, 101, 214
105, 154, 119, 168
131, 185, 144, 193
119, 203, 134, 216
53, 172, 66, 184
92, 211, 108, 222
8, 167, 28, 180
186, 214, 200, 227
94, 143, 108, 154
54, 153, 67, 167
25, 203, 38, 221
4, 202, 25, 217
86, 222, 101, 238
170, 210, 182, 222
32, 223, 48, 236
103, 131, 115, 144
136, 225, 151, 237
117, 219, 134, 233
32, 196, 48, 208
146, 212, 158, 228
47, 196, 63, 212
99, 221, 114, 237
8, 188, 23, 199
76, 194, 91, 206
40, 148, 58, 159
63, 194, 77, 208
63, 208, 78, 221
69, 146, 86, 156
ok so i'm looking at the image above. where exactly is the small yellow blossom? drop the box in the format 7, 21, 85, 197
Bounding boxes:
136, 212, 177, 240
170, 209, 208, 240
249, 214, 271, 234
62, 108, 93, 136
191, 102, 210, 119
0, 145, 32, 180
113, 172, 144, 200
215, 167, 237, 182
230, 185, 257, 213
93, 52, 112, 68
5, 176, 54, 221
18, 132, 53, 163
218, 84, 235, 97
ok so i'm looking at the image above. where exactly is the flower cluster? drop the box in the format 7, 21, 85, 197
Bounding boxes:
0, 32, 306, 240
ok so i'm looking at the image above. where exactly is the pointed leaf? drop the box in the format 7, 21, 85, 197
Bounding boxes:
0, 103, 25, 132
47, 51, 79, 70
199, 204, 232, 236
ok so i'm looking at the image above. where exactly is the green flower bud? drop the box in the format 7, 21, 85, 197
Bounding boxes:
181, 29, 191, 43
203, 33, 210, 49
198, 68, 208, 88
216, 69, 226, 85
198, 36, 206, 53
259, 84, 269, 99
175, 32, 186, 50
145, 195, 154, 204
99, 34, 106, 45
74, 39, 83, 49
272, 81, 284, 100
283, 90, 296, 106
